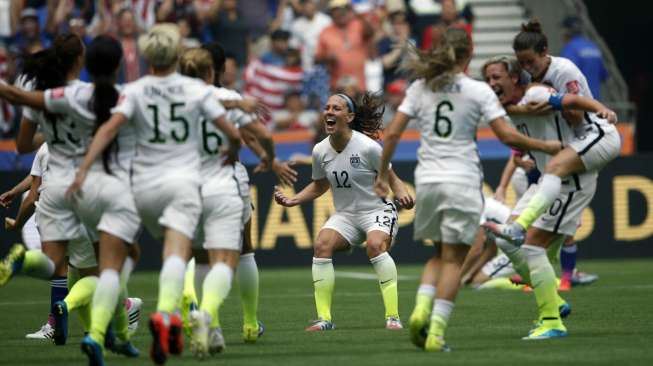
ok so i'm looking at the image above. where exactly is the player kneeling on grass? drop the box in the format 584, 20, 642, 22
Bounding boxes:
274, 92, 414, 331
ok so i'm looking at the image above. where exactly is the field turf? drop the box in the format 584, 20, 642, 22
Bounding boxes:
1, 259, 652, 365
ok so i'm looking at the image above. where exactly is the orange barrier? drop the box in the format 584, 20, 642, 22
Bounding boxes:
0, 122, 636, 155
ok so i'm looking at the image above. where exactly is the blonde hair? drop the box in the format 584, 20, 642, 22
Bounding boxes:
405, 28, 472, 91
179, 48, 213, 80
481, 55, 524, 81
138, 23, 181, 69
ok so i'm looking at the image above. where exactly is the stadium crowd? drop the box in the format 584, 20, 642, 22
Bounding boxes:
0, 0, 479, 137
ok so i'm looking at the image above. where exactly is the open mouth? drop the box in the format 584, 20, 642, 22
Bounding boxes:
492, 86, 504, 98
325, 116, 336, 127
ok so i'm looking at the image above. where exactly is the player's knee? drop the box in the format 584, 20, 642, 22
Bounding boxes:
366, 240, 385, 258
313, 239, 334, 258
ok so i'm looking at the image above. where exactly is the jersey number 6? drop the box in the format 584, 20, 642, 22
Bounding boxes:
434, 101, 453, 138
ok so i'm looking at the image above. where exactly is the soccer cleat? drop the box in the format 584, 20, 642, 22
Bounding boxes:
126, 297, 143, 336
180, 291, 198, 338
110, 341, 140, 358
408, 307, 430, 348
208, 327, 226, 355
385, 316, 403, 330
424, 334, 451, 352
482, 221, 526, 246
81, 335, 105, 366
571, 270, 599, 286
0, 244, 26, 287
149, 312, 171, 364
243, 321, 265, 343
52, 301, 68, 345
558, 278, 572, 292
25, 323, 54, 339
188, 310, 210, 359
523, 322, 568, 340
168, 313, 184, 355
305, 318, 335, 331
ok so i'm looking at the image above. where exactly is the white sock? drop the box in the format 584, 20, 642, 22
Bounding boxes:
431, 299, 455, 323
120, 257, 135, 289
370, 252, 397, 286
93, 269, 121, 316
538, 174, 562, 207
237, 253, 259, 324
417, 284, 437, 298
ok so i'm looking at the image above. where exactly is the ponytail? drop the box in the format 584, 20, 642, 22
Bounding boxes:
513, 19, 548, 53
346, 92, 385, 140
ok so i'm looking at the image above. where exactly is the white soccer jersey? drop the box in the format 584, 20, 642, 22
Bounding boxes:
511, 85, 597, 191
199, 86, 254, 197
112, 73, 226, 186
312, 130, 388, 214
398, 75, 506, 188
23, 80, 95, 181
539, 56, 611, 129
30, 143, 49, 178
36, 82, 137, 181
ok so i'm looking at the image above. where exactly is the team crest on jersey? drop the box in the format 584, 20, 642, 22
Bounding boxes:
566, 80, 580, 94
350, 154, 361, 168
52, 88, 65, 99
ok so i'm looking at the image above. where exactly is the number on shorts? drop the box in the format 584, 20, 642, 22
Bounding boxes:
375, 215, 392, 227
548, 198, 564, 216
332, 171, 351, 188
434, 101, 453, 138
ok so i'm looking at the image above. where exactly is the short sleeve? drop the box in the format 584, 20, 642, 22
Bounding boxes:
30, 144, 47, 177
366, 141, 383, 171
478, 85, 506, 124
200, 92, 226, 122
44, 87, 70, 114
397, 80, 423, 117
22, 106, 38, 122
111, 89, 136, 119
557, 63, 583, 95
311, 146, 326, 180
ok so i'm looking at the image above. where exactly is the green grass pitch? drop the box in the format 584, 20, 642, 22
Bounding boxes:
1, 259, 652, 365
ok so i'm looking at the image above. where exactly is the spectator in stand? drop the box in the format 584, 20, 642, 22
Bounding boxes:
377, 9, 414, 89
244, 28, 304, 126
290, 0, 331, 72
271, 91, 320, 131
560, 16, 608, 100
0, 42, 15, 137
315, 0, 373, 91
156, 0, 203, 39
208, 0, 251, 67
381, 78, 406, 127
9, 8, 52, 55
115, 7, 146, 83
421, 0, 472, 50
261, 29, 292, 66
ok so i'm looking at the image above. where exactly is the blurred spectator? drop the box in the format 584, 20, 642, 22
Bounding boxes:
0, 0, 12, 39
244, 29, 304, 126
421, 0, 472, 50
261, 29, 291, 66
9, 8, 52, 55
220, 53, 241, 90
290, 0, 331, 71
365, 43, 383, 92
208, 0, 250, 67
156, 0, 202, 38
116, 7, 146, 83
271, 91, 320, 131
377, 9, 414, 89
315, 0, 373, 91
0, 42, 16, 137
382, 78, 406, 126
334, 74, 361, 97
560, 16, 608, 100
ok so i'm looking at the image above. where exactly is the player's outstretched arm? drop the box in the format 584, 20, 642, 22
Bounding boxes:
375, 112, 410, 198
0, 82, 46, 110
7, 175, 41, 231
556, 94, 617, 123
274, 178, 329, 207
0, 175, 32, 208
489, 117, 562, 156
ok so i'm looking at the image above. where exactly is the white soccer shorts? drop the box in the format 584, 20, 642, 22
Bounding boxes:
569, 123, 621, 173
321, 201, 399, 247
195, 193, 246, 251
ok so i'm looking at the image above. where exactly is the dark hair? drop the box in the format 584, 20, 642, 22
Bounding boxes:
20, 34, 84, 126
21, 33, 84, 91
202, 42, 226, 86
86, 35, 123, 174
339, 92, 385, 140
405, 28, 472, 92
513, 19, 548, 53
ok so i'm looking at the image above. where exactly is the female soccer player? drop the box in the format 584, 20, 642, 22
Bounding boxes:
373, 28, 562, 351
487, 20, 620, 246
481, 55, 618, 339
67, 24, 241, 365
274, 92, 415, 331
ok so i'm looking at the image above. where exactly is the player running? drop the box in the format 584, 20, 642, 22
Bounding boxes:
274, 91, 415, 331
373, 28, 562, 351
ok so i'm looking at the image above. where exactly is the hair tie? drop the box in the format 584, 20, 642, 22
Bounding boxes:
336, 93, 356, 113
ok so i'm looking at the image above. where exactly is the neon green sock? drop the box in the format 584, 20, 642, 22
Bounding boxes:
371, 253, 399, 319
200, 263, 233, 328
182, 257, 198, 307
237, 253, 259, 327
523, 245, 562, 324
89, 270, 120, 345
477, 277, 524, 290
516, 175, 562, 230
312, 258, 335, 322
22, 250, 54, 279
114, 288, 129, 342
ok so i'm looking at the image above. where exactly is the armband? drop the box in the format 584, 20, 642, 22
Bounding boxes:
548, 93, 565, 111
